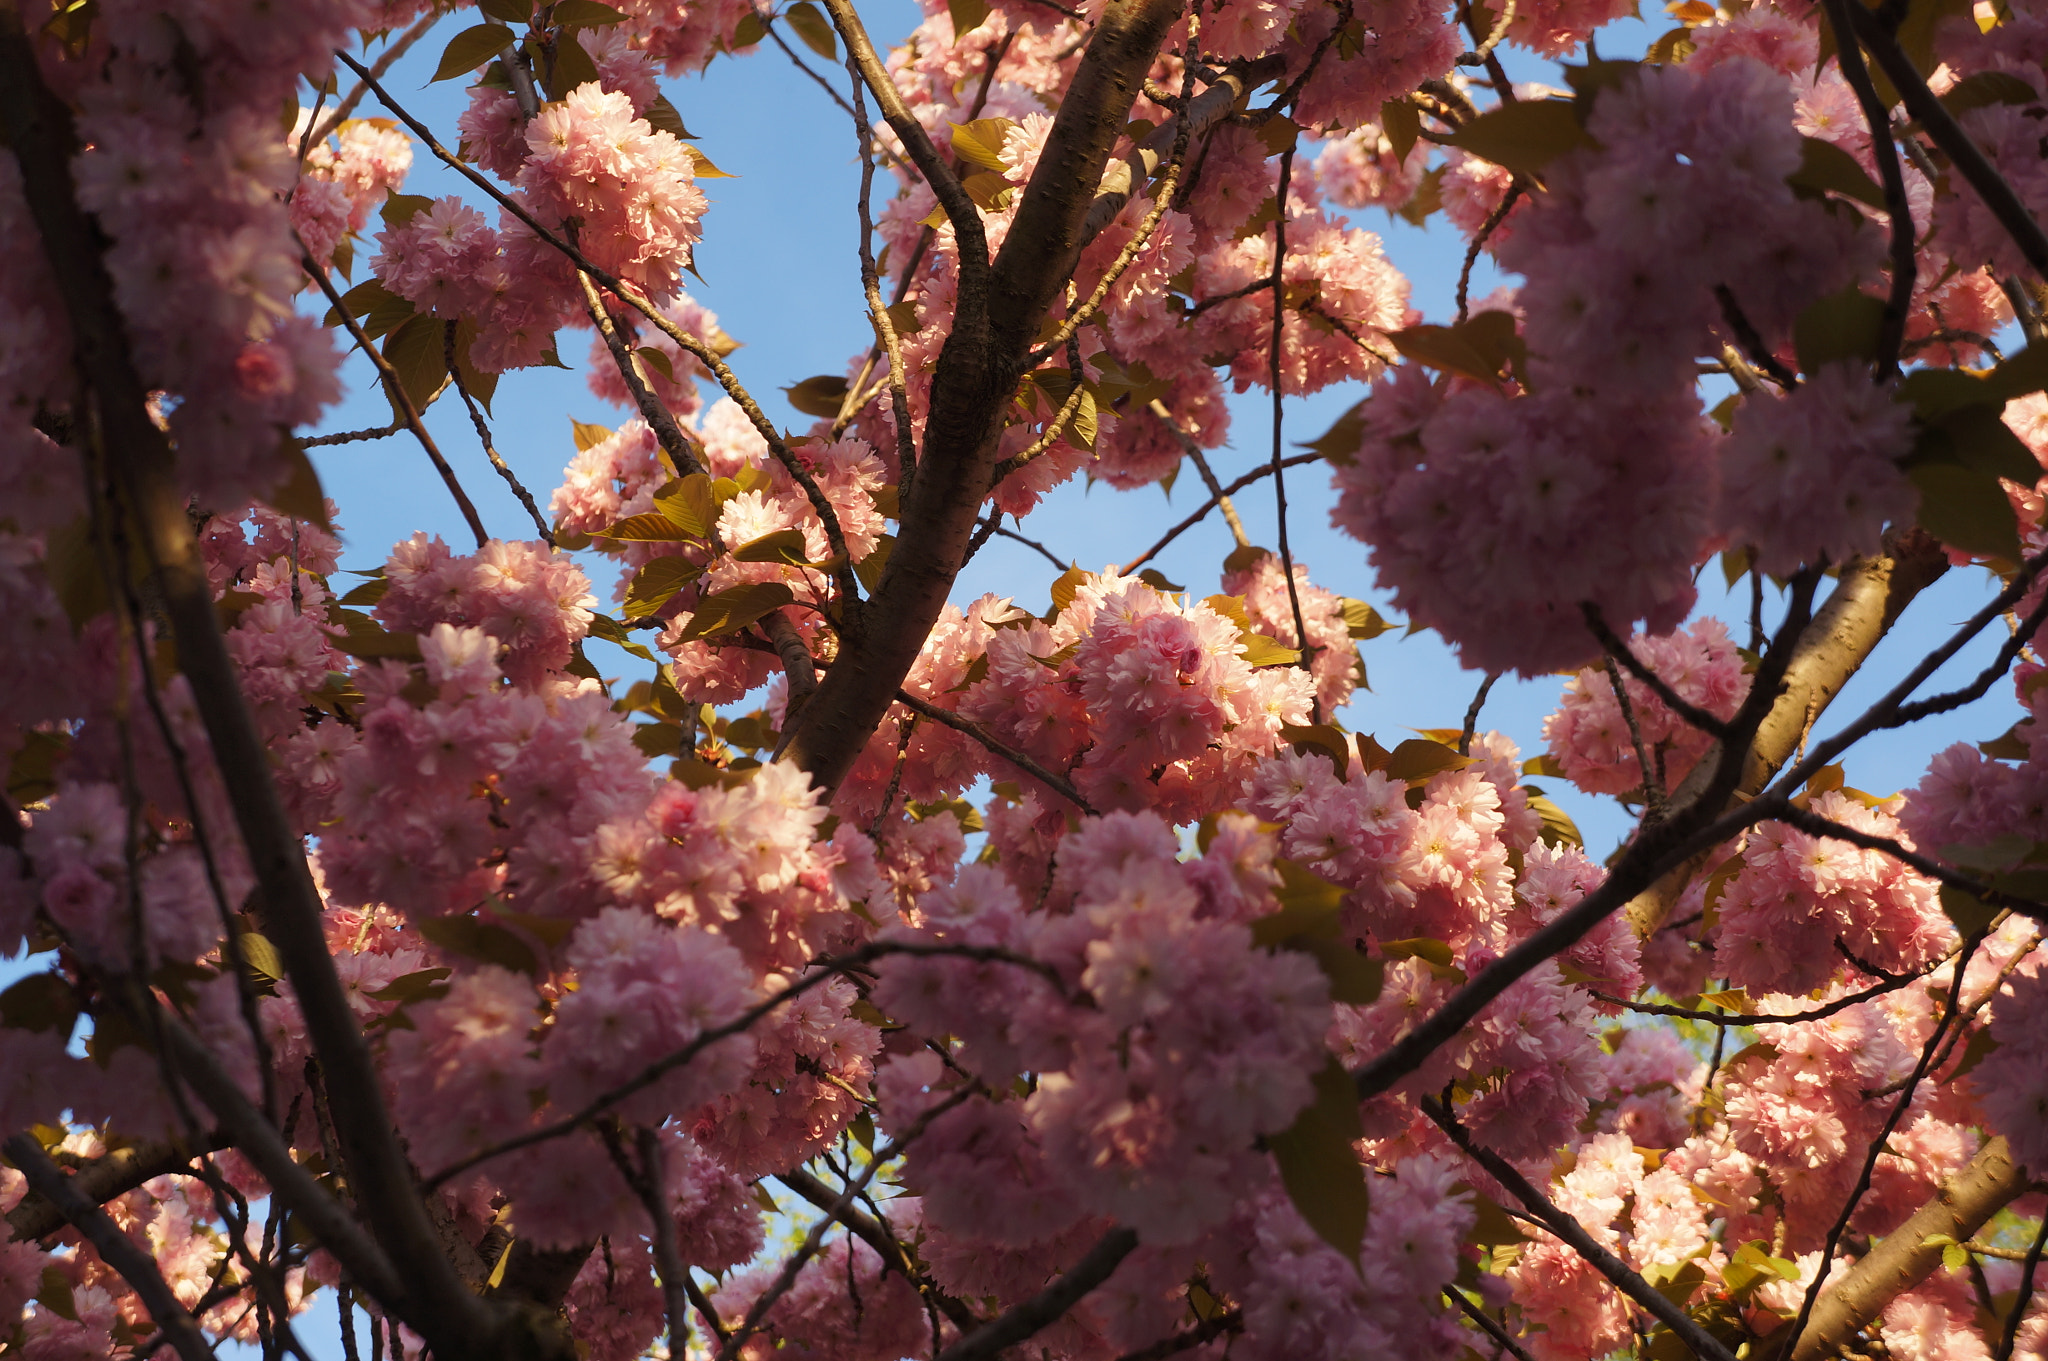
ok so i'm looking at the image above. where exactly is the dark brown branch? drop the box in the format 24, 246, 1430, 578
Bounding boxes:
1121, 453, 1320, 572
301, 252, 488, 548
1446, 1288, 1536, 1361
1110, 1310, 1244, 1361
1714, 284, 1799, 387
819, 0, 989, 272
1421, 1101, 1739, 1361
1844, 2, 2048, 277
1457, 672, 1498, 757
1357, 569, 1828, 1101
0, 29, 539, 1357
4, 1135, 214, 1361
8, 1134, 229, 1242
578, 272, 711, 482
935, 1227, 1140, 1361
1821, 0, 1915, 375
784, 0, 1187, 793
1455, 181, 1520, 325
444, 320, 553, 544
891, 689, 1099, 814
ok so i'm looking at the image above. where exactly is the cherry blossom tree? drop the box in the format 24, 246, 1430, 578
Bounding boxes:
6, 0, 2048, 1356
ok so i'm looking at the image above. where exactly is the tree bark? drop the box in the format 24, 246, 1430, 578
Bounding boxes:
1788, 1137, 2032, 1361
786, 0, 1186, 792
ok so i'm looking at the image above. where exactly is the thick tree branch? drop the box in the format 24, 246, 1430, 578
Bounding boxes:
1624, 530, 1950, 937
8, 1134, 229, 1243
1789, 1137, 2031, 1361
4, 1135, 214, 1361
784, 0, 1186, 792
0, 28, 549, 1359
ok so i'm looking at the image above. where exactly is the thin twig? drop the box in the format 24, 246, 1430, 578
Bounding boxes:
1455, 181, 1520, 324
423, 941, 1087, 1188
891, 688, 1098, 814
1421, 1101, 1740, 1361
1583, 602, 1731, 740
444, 321, 554, 544
308, 15, 439, 146
1604, 655, 1662, 807
299, 250, 488, 547
1458, 672, 1499, 756
1120, 454, 1319, 572
1146, 399, 1247, 547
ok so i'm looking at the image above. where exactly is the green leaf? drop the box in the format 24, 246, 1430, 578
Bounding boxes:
947, 0, 990, 39
381, 313, 449, 413
1050, 566, 1090, 614
1938, 883, 2000, 937
1698, 987, 1754, 1015
333, 609, 422, 662
1792, 286, 1885, 374
418, 914, 540, 976
636, 346, 675, 383
1341, 598, 1395, 639
949, 118, 1017, 174
1939, 69, 2040, 117
1385, 738, 1471, 785
1949, 1025, 1999, 1080
1290, 936, 1384, 1004
365, 966, 453, 1004
477, 0, 530, 22
340, 575, 390, 607
1281, 723, 1353, 780
572, 417, 615, 452
452, 317, 498, 414
1302, 402, 1366, 465
1252, 860, 1348, 944
1379, 936, 1455, 968
731, 528, 819, 567
546, 28, 602, 97
1240, 633, 1302, 667
633, 722, 687, 758
1786, 137, 1886, 211
1388, 310, 1526, 389
237, 932, 285, 983
601, 512, 697, 542
0, 972, 79, 1036
1525, 790, 1583, 848
379, 192, 435, 228
1909, 460, 2021, 562
1137, 568, 1185, 593
37, 1266, 79, 1323
683, 144, 735, 178
1943, 1241, 1969, 1273
433, 23, 515, 82
1644, 1257, 1706, 1309
323, 277, 415, 340
643, 94, 694, 140
783, 1, 837, 58
1444, 99, 1591, 179
1909, 401, 2043, 486
655, 474, 721, 537
587, 612, 658, 662
784, 374, 849, 419
262, 437, 332, 530
675, 581, 796, 643
856, 534, 895, 593
621, 556, 704, 619
1267, 1057, 1370, 1262
1380, 98, 1421, 163
554, 0, 628, 25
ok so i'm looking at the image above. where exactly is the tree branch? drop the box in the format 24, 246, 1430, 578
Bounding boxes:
818, 0, 990, 274
8, 1134, 229, 1243
1844, 2, 2048, 277
891, 688, 1099, 814
3, 1135, 214, 1361
935, 1227, 1140, 1361
0, 28, 538, 1358
1789, 1137, 2031, 1360
1420, 1101, 1739, 1361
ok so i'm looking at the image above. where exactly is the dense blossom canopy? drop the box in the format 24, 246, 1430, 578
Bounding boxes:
6, 0, 2048, 1357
